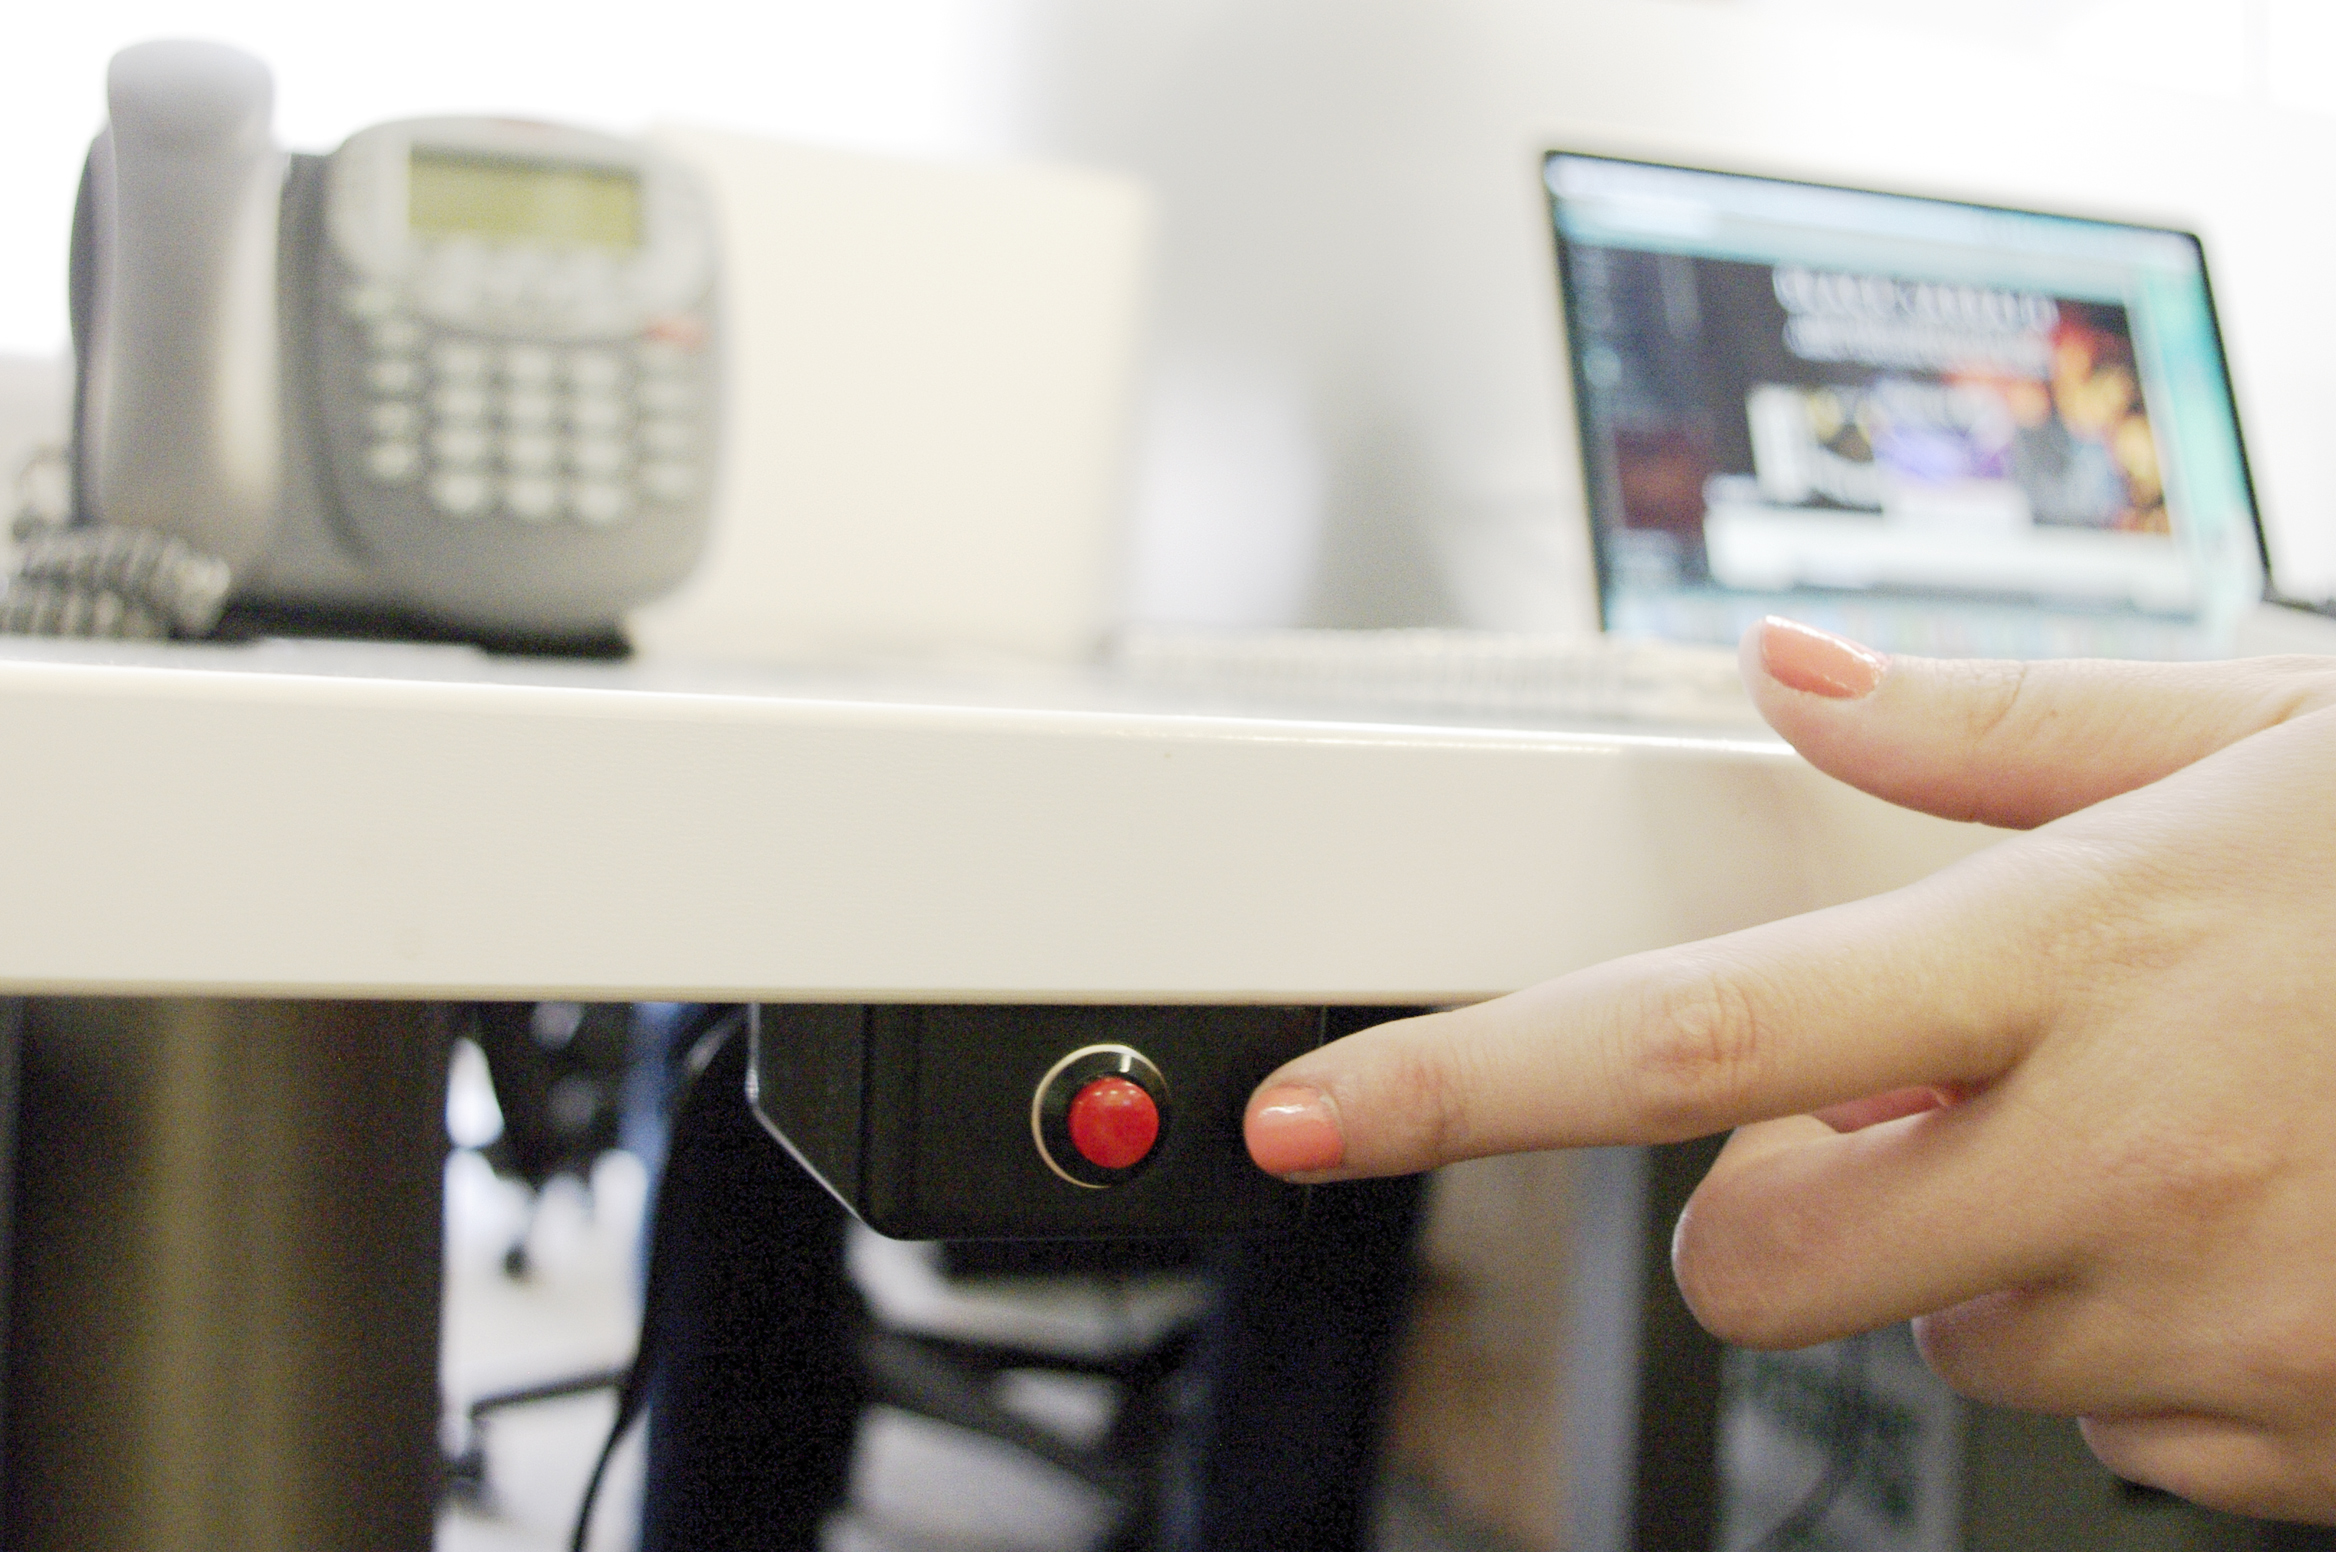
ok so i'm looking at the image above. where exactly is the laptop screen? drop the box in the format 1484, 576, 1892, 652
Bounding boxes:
1545, 151, 2266, 658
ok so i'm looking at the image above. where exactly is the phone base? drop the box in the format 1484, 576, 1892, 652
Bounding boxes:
211, 598, 631, 658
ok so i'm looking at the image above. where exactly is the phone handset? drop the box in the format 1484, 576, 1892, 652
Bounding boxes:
73, 39, 285, 572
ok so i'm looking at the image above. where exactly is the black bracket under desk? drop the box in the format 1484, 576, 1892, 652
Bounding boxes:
748, 1003, 1424, 1240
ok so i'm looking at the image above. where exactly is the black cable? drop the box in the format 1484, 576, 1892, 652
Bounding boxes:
1738, 1331, 1872, 1552
568, 1005, 749, 1552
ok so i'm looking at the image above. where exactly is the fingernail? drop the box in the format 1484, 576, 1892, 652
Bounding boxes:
1759, 617, 1886, 699
1246, 1085, 1344, 1176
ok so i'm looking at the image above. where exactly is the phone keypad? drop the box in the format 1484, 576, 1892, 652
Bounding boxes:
427, 469, 494, 517
502, 390, 558, 430
365, 358, 424, 396
368, 401, 421, 440
429, 341, 492, 380
429, 425, 491, 467
504, 476, 562, 523
350, 290, 707, 528
365, 442, 421, 484
569, 351, 624, 392
368, 317, 423, 354
428, 383, 492, 422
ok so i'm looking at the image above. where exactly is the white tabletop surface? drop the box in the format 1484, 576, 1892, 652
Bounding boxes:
0, 637, 1994, 1003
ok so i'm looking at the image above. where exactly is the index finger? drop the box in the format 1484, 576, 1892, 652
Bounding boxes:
1245, 858, 2045, 1179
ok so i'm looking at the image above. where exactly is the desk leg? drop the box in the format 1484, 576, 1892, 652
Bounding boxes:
1633, 1138, 1727, 1550
1566, 1140, 1727, 1552
4, 998, 450, 1552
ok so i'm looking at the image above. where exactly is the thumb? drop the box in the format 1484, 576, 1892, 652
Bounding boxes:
1745, 617, 2336, 829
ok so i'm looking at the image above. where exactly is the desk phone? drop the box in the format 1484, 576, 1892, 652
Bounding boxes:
70, 40, 720, 641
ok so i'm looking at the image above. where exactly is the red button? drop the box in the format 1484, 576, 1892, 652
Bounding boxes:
1065, 1076, 1160, 1170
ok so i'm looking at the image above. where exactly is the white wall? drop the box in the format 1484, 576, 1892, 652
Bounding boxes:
1014, 0, 2336, 623
626, 128, 1151, 663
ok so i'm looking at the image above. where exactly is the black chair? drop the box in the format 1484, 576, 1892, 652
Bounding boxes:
849, 1233, 1214, 1551
441, 1001, 638, 1510
466, 1001, 632, 1278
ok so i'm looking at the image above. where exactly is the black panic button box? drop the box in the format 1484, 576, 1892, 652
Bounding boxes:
747, 1004, 1324, 1239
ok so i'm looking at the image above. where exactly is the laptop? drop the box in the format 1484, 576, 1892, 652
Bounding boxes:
1544, 149, 2268, 661
1121, 152, 2287, 725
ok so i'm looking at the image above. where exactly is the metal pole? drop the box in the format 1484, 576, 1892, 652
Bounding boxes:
5, 998, 448, 1551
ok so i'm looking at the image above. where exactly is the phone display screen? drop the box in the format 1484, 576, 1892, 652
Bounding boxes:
407, 149, 640, 248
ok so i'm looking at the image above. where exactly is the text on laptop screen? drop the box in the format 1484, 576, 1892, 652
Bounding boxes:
1545, 153, 2263, 658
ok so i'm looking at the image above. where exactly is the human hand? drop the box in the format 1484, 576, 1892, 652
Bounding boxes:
1244, 617, 2336, 1519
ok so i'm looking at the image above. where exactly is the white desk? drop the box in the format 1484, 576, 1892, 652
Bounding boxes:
0, 636, 1995, 1552
0, 637, 1988, 1001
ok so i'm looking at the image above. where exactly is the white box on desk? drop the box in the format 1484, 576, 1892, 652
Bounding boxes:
630, 125, 1153, 664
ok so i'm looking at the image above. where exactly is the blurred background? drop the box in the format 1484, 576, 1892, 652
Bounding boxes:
8, 5, 2336, 1549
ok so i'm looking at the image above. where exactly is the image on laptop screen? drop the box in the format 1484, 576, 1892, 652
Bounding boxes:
1545, 152, 2266, 658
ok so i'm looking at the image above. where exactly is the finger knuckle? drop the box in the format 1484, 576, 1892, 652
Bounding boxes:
1360, 1035, 1479, 1167
2014, 885, 2190, 1023
1948, 657, 2033, 751
2244, 657, 2336, 724
1622, 963, 1775, 1138
2101, 1121, 2278, 1235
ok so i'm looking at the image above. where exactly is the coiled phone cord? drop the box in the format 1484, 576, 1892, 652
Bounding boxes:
2, 446, 234, 640
0, 523, 233, 640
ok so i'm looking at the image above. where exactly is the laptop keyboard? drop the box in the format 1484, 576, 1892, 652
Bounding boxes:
1115, 627, 1764, 729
